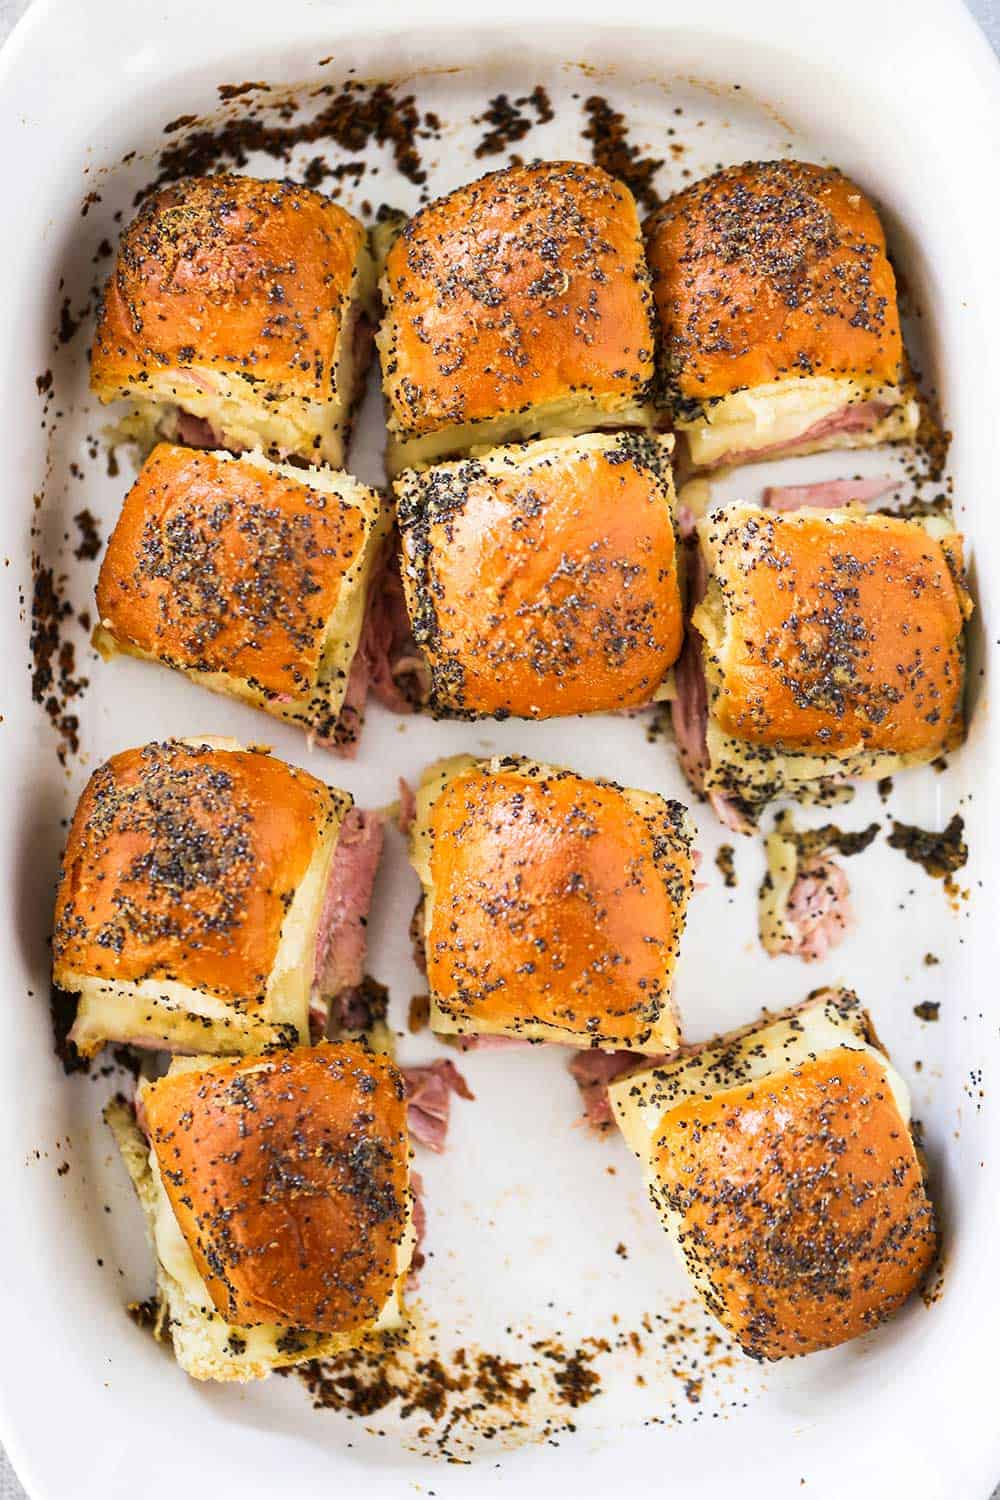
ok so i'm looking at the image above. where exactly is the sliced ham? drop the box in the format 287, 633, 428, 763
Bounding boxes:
708, 788, 756, 837
768, 853, 853, 962
440, 1032, 534, 1052
173, 411, 220, 448
763, 476, 898, 512
313, 808, 384, 1002
759, 815, 859, 963
782, 855, 853, 960
403, 1059, 474, 1153
406, 1169, 427, 1287
397, 777, 417, 835
329, 647, 370, 758
708, 398, 893, 470
670, 536, 709, 793
671, 630, 710, 796
361, 543, 431, 714
675, 502, 697, 540
671, 539, 755, 835
328, 542, 431, 756
793, 398, 893, 443
569, 1049, 653, 1131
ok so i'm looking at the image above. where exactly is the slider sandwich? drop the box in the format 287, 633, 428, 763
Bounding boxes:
107, 1043, 413, 1381
52, 738, 382, 1056
408, 755, 694, 1052
645, 160, 918, 470
94, 444, 397, 751
672, 502, 972, 826
395, 432, 683, 719
610, 989, 937, 1359
377, 160, 657, 473
91, 174, 375, 467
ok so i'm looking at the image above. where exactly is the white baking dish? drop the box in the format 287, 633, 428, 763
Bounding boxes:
1, 1, 998, 1496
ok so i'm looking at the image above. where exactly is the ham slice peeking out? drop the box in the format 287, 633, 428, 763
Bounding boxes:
173, 411, 220, 448
332, 543, 431, 757
568, 1048, 675, 1131
762, 476, 897, 511
773, 854, 852, 961
669, 537, 754, 834
402, 1059, 474, 1153
310, 809, 384, 1038
757, 812, 877, 963
707, 398, 894, 470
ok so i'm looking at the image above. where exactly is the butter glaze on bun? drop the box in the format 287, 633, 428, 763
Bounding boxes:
106, 1043, 413, 1381
610, 989, 936, 1359
95, 444, 389, 746
690, 503, 972, 805
408, 755, 694, 1051
395, 432, 683, 719
377, 160, 657, 472
141, 1044, 410, 1332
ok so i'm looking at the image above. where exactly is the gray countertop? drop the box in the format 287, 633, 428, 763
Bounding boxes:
0, 0, 996, 1495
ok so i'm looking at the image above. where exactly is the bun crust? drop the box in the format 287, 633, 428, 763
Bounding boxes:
98, 444, 367, 694
419, 758, 693, 1049
697, 506, 970, 757
646, 161, 904, 407
53, 740, 340, 1004
378, 161, 655, 442
396, 433, 682, 719
140, 1044, 410, 1332
91, 175, 366, 405
95, 445, 386, 739
651, 1046, 936, 1358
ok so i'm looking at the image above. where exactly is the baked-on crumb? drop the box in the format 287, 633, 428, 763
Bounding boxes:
887, 814, 967, 879
474, 86, 554, 158
582, 95, 664, 213
139, 80, 428, 201
714, 845, 737, 888
30, 559, 88, 765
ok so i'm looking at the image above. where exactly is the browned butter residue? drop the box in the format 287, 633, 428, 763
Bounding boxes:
887, 815, 967, 880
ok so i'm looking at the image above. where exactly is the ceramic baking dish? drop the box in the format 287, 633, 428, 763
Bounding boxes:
1, 0, 998, 1496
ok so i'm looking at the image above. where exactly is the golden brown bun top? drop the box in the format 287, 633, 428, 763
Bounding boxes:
91, 175, 366, 399
652, 1046, 936, 1358
701, 507, 970, 756
142, 1044, 409, 1331
53, 741, 341, 1005
645, 161, 904, 407
97, 445, 369, 695
379, 161, 655, 437
396, 433, 683, 718
424, 759, 692, 1044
